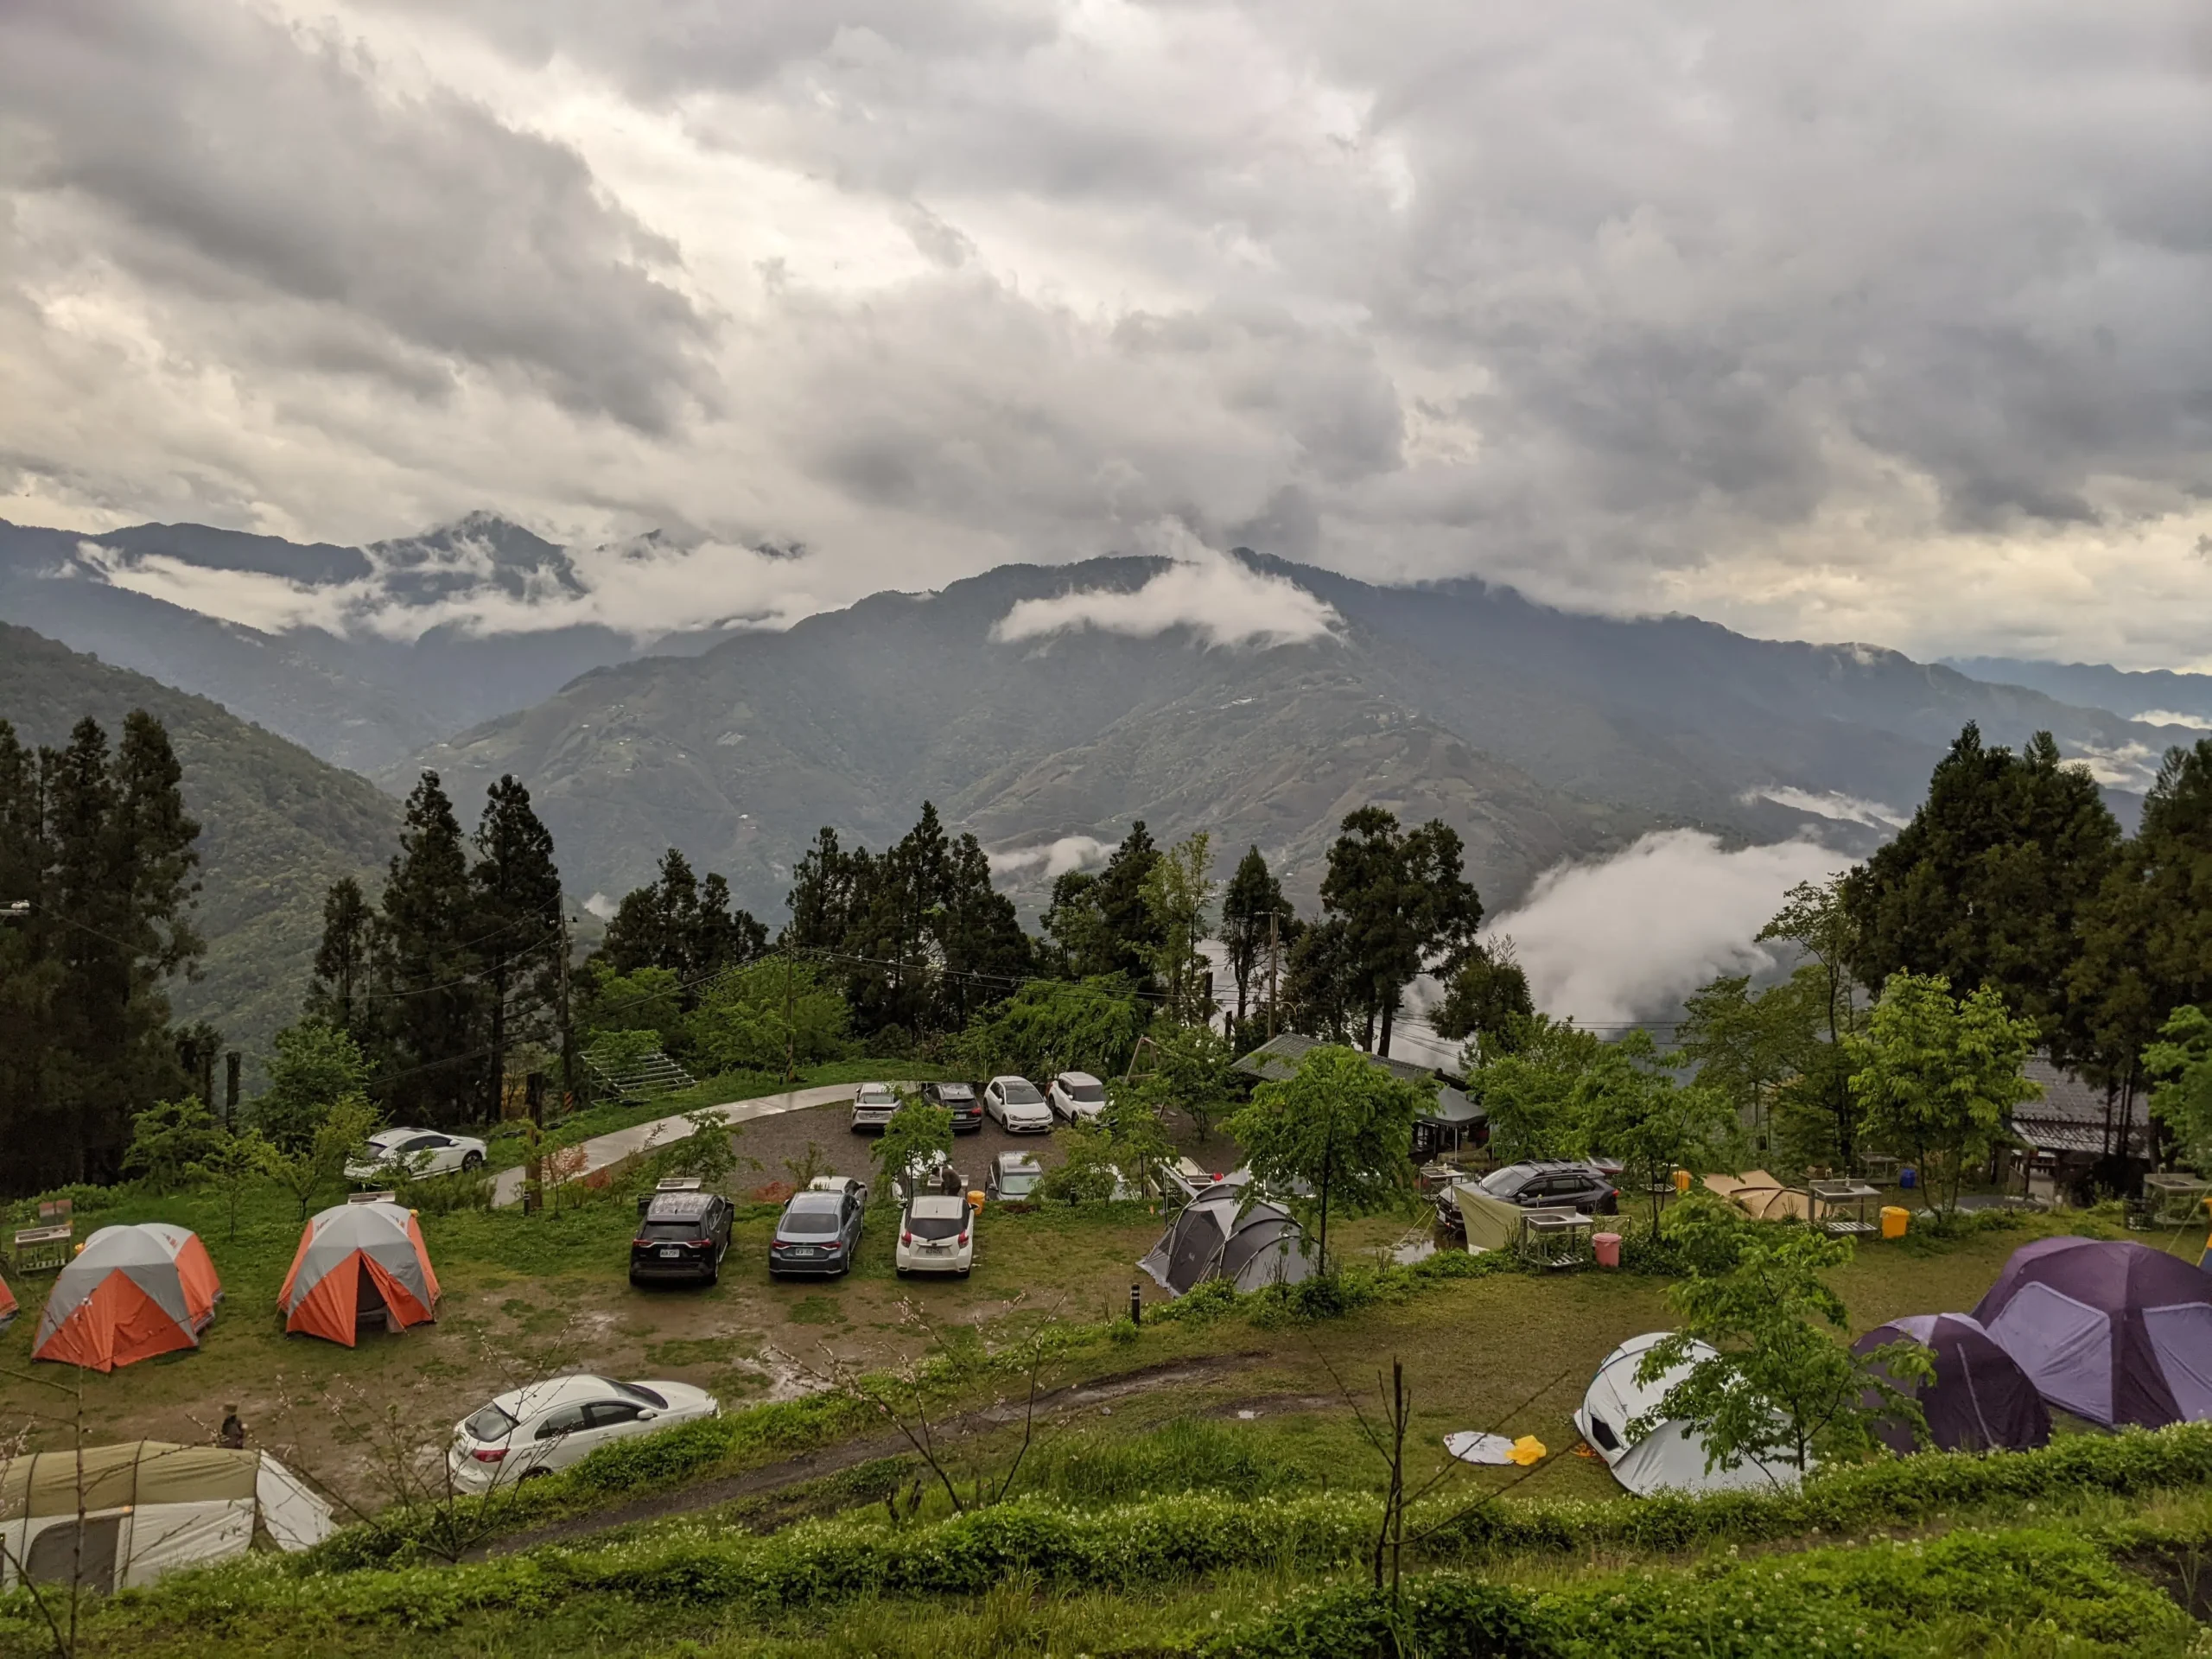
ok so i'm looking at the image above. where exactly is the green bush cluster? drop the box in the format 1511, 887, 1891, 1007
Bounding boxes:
1152, 1246, 1517, 1329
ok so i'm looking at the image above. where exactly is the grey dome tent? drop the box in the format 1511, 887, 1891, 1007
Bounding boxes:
1853, 1313, 2050, 1453
1574, 1332, 1800, 1496
1974, 1236, 2212, 1428
1139, 1185, 1314, 1296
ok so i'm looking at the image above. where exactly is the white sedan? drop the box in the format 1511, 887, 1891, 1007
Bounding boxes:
347, 1127, 488, 1182
895, 1195, 975, 1277
1047, 1071, 1108, 1124
448, 1374, 718, 1492
982, 1076, 1053, 1133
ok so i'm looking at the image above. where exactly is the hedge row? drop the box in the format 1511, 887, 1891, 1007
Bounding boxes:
56, 1424, 2212, 1642
1207, 1522, 2197, 1658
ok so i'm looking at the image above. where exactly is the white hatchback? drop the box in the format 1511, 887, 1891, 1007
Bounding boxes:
982, 1076, 1053, 1133
894, 1195, 975, 1277
448, 1374, 718, 1492
850, 1082, 900, 1131
347, 1127, 488, 1182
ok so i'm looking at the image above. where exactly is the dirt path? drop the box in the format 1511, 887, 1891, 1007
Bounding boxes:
478, 1354, 1260, 1555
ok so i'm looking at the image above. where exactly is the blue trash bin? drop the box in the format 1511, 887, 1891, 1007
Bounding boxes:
1899, 1166, 1916, 1190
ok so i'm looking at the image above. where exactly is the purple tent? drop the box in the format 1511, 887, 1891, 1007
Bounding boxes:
1973, 1237, 2212, 1428
1854, 1313, 2051, 1453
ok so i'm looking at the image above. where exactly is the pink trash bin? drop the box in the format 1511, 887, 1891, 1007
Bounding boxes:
1592, 1232, 1623, 1269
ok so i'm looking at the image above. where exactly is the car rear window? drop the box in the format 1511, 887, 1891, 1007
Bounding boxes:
907, 1211, 966, 1240
1001, 1082, 1044, 1104
781, 1210, 838, 1235
464, 1402, 518, 1442
641, 1220, 705, 1240
1477, 1167, 1533, 1198
610, 1381, 666, 1408
936, 1084, 975, 1101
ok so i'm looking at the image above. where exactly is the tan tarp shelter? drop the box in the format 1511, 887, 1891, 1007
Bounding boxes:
1450, 1184, 1556, 1254
33, 1224, 222, 1372
278, 1201, 439, 1345
0, 1441, 331, 1592
1701, 1171, 1810, 1223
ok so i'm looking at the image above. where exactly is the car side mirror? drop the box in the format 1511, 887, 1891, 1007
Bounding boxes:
638, 1411, 657, 1422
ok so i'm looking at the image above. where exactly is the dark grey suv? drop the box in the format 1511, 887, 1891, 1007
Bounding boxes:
770, 1185, 865, 1277
630, 1190, 734, 1286
1465, 1160, 1620, 1215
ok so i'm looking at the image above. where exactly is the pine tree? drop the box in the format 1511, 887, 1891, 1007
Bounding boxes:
603, 848, 765, 982
1093, 822, 1163, 984
936, 832, 1032, 1029
372, 772, 482, 1126
1319, 808, 1483, 1053
307, 875, 375, 1039
1220, 846, 1292, 1032
472, 775, 564, 1120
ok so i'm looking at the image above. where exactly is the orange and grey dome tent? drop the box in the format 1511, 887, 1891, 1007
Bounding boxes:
278, 1201, 440, 1346
33, 1224, 222, 1372
0, 1269, 16, 1332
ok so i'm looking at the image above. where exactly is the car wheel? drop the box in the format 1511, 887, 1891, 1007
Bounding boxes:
896, 1265, 910, 1278
628, 1272, 642, 1287
461, 1151, 484, 1171
705, 1259, 720, 1287
518, 1468, 551, 1483
957, 1266, 971, 1279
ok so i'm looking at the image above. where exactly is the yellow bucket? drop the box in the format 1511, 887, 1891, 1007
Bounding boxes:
1880, 1205, 1910, 1240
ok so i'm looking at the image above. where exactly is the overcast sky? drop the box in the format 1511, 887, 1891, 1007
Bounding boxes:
5, 0, 2210, 665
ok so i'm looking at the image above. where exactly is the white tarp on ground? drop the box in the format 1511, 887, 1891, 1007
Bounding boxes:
1574, 1332, 1802, 1497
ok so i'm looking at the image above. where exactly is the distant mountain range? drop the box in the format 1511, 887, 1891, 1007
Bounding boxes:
7, 512, 2209, 1052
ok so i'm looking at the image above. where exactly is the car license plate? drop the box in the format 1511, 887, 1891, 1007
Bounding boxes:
659, 1247, 682, 1258
791, 1247, 818, 1257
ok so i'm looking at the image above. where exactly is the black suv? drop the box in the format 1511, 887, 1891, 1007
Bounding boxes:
1465, 1160, 1620, 1216
924, 1081, 986, 1132
629, 1190, 735, 1286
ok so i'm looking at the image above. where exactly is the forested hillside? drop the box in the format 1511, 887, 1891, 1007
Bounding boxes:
0, 624, 399, 1061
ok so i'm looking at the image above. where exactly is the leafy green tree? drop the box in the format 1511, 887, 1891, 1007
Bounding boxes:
1279, 915, 1357, 1045
934, 832, 1034, 1030
959, 977, 1144, 1081
873, 1095, 956, 1197
2145, 1005, 2212, 1173
1093, 821, 1164, 984
1127, 1018, 1240, 1142
256, 1019, 371, 1153
1430, 938, 1535, 1059
472, 775, 565, 1121
686, 957, 850, 1074
1465, 1014, 1602, 1163
1230, 1044, 1431, 1275
1635, 1221, 1932, 1478
305, 874, 375, 1041
1848, 972, 2041, 1214
1098, 1078, 1176, 1193
575, 961, 688, 1052
1036, 1122, 1122, 1204
1141, 830, 1216, 1025
372, 772, 484, 1127
123, 1095, 223, 1192
264, 1094, 379, 1221
1319, 808, 1482, 1054
1569, 1031, 1738, 1236
188, 1123, 276, 1242
1843, 725, 2120, 1058
1675, 974, 1789, 1155
1219, 846, 1293, 1033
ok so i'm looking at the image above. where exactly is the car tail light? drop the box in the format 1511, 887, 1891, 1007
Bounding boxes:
691, 1237, 711, 1248
771, 1239, 788, 1251
957, 1231, 969, 1246
632, 1237, 650, 1248
470, 1446, 508, 1464
824, 1240, 842, 1251
901, 1231, 912, 1244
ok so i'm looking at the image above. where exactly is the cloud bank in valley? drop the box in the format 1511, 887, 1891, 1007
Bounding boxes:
1491, 831, 1852, 1026
2, 1, 2209, 664
987, 835, 1111, 879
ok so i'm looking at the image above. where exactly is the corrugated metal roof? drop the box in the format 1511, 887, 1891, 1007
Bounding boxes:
1234, 1032, 1479, 1123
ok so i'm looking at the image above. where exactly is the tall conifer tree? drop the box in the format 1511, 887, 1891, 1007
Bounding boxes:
373, 772, 480, 1125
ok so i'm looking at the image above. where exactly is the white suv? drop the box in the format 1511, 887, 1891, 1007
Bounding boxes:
1048, 1071, 1107, 1124
894, 1195, 974, 1277
849, 1082, 899, 1132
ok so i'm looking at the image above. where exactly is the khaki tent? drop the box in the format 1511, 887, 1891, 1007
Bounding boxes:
0, 1441, 331, 1592
33, 1224, 222, 1372
1701, 1172, 1810, 1223
278, 1201, 439, 1345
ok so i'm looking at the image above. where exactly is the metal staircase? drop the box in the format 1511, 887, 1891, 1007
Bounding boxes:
583, 1047, 697, 1103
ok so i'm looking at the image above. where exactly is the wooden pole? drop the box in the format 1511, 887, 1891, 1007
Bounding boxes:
1266, 912, 1279, 1041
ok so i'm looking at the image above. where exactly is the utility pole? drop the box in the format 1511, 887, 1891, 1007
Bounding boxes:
784, 950, 797, 1084
224, 1052, 241, 1129
556, 906, 578, 1116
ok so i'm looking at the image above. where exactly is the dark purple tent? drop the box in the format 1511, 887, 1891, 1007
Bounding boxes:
1854, 1313, 2051, 1453
1973, 1237, 2212, 1428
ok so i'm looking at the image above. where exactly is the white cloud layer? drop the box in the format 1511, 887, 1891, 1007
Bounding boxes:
1741, 786, 1910, 830
1491, 830, 1851, 1025
992, 523, 1339, 648
986, 834, 1111, 879
4, 1, 2212, 664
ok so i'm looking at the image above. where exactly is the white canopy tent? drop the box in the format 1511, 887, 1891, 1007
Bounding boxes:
1573, 1332, 1802, 1497
1, 1441, 332, 1592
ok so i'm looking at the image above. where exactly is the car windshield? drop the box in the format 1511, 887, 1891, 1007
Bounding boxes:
464, 1402, 518, 1442
1477, 1166, 1534, 1198
610, 1381, 667, 1408
781, 1209, 839, 1235
999, 1170, 1041, 1196
907, 1210, 966, 1239
1065, 1082, 1105, 1103
1001, 1082, 1044, 1104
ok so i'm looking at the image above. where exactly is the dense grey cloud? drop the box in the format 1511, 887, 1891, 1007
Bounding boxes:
3, 0, 2210, 664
